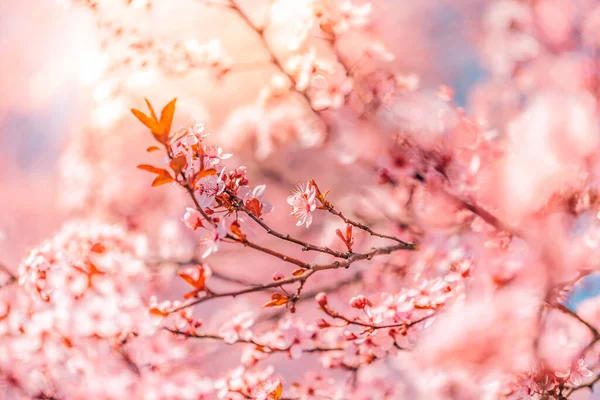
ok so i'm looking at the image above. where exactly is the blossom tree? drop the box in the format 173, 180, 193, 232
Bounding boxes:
2, 0, 600, 399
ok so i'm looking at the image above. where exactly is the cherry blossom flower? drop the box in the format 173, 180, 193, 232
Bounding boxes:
287, 181, 318, 228
555, 358, 593, 386
218, 311, 255, 344
310, 70, 353, 110
199, 220, 228, 258
182, 207, 203, 230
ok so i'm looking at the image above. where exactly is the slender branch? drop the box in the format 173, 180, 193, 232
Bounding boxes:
165, 327, 342, 353
261, 270, 365, 322
322, 202, 413, 247
450, 193, 520, 236
564, 373, 600, 397
168, 242, 409, 313
556, 303, 600, 356
202, 0, 318, 112
226, 234, 310, 269
322, 307, 434, 330
146, 258, 264, 287
226, 189, 353, 258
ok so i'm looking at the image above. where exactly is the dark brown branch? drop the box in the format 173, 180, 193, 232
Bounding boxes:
322, 202, 414, 248
565, 373, 600, 397
322, 307, 433, 330
169, 242, 409, 313
556, 303, 600, 356
226, 234, 310, 269
262, 270, 365, 322
146, 258, 264, 287
165, 327, 342, 353
226, 189, 353, 258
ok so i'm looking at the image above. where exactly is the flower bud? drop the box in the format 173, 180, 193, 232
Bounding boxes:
315, 292, 328, 307
349, 295, 371, 309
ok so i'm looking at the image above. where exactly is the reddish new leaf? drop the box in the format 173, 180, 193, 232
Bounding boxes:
131, 108, 161, 134
137, 164, 165, 174
263, 293, 289, 308
169, 155, 188, 176
144, 98, 157, 121
159, 98, 177, 139
151, 172, 174, 187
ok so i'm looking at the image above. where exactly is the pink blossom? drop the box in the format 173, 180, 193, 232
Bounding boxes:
555, 358, 593, 386
310, 70, 353, 110
218, 311, 255, 344
287, 182, 318, 228
199, 221, 228, 258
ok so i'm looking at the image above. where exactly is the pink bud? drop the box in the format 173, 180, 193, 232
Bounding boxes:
315, 292, 328, 307
343, 330, 358, 340
317, 318, 331, 329
349, 295, 371, 309
272, 271, 285, 281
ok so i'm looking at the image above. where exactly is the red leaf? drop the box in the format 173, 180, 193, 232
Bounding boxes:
149, 308, 169, 317
90, 243, 106, 253
263, 293, 288, 308
230, 221, 245, 240
146, 146, 161, 152
159, 98, 177, 138
137, 164, 165, 174
131, 108, 160, 134
151, 172, 174, 186
245, 198, 263, 217
169, 155, 188, 176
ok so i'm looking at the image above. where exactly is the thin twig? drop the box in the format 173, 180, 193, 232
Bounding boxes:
226, 189, 353, 258
165, 327, 342, 353
323, 203, 412, 247
168, 242, 409, 313
226, 234, 310, 269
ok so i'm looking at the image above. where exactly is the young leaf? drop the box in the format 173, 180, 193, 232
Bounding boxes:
159, 98, 177, 138
230, 221, 246, 240
245, 198, 263, 217
263, 293, 289, 308
152, 171, 174, 187
146, 146, 161, 152
144, 98, 157, 121
131, 108, 160, 133
137, 164, 166, 174
169, 155, 188, 176
292, 269, 306, 277
90, 243, 106, 253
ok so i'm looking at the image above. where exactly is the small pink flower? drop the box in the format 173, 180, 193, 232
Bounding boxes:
219, 311, 255, 344
204, 145, 233, 167
286, 48, 317, 91
555, 358, 593, 386
254, 378, 282, 400
349, 295, 371, 309
199, 221, 227, 258
182, 207, 203, 230
287, 182, 318, 228
334, 1, 372, 34
244, 184, 273, 215
310, 71, 353, 110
